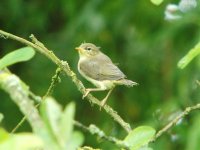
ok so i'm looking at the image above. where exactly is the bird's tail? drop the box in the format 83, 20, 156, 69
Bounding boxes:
116, 79, 138, 87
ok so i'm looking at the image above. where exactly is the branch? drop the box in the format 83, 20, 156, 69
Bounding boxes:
11, 68, 61, 133
0, 29, 132, 133
0, 70, 44, 133
0, 69, 61, 150
74, 120, 130, 150
151, 103, 200, 142
2, 68, 129, 149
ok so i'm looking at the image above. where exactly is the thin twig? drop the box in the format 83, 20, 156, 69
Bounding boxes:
11, 117, 27, 133
0, 70, 60, 150
151, 103, 200, 142
0, 29, 132, 133
12, 68, 61, 133
43, 68, 61, 99
74, 120, 130, 150
196, 80, 200, 86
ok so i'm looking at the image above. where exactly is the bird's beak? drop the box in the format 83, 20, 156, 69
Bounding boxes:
75, 47, 82, 51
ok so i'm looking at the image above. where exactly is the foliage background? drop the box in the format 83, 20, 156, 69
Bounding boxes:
0, 0, 200, 149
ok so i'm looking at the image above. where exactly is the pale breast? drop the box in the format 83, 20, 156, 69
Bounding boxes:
78, 57, 115, 90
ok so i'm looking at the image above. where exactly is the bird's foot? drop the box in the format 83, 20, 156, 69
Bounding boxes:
99, 98, 107, 111
82, 89, 90, 99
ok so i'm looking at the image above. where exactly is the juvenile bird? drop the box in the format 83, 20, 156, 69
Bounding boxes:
75, 43, 138, 107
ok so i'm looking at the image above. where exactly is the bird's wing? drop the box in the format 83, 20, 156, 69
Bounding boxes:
79, 53, 126, 81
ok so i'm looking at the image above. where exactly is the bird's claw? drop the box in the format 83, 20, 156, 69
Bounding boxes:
99, 99, 106, 111
82, 89, 90, 99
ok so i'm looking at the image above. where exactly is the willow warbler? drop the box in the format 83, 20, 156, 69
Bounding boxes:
76, 43, 138, 107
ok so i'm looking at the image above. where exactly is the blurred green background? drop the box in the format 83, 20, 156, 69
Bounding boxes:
0, 0, 200, 149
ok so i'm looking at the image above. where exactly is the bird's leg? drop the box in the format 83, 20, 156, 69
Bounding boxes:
82, 87, 106, 99
100, 87, 114, 108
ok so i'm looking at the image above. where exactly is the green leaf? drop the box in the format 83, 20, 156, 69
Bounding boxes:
150, 0, 164, 5
0, 47, 35, 70
186, 114, 200, 150
40, 99, 83, 149
178, 42, 200, 69
0, 128, 9, 143
0, 131, 44, 150
60, 102, 75, 143
123, 126, 156, 150
67, 131, 84, 150
139, 147, 153, 150
40, 97, 62, 140
0, 113, 3, 123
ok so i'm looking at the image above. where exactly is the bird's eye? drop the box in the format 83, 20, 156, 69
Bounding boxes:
86, 47, 91, 51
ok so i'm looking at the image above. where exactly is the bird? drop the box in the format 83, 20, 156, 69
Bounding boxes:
75, 43, 138, 107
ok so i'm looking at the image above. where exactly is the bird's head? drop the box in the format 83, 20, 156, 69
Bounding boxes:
75, 43, 100, 57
